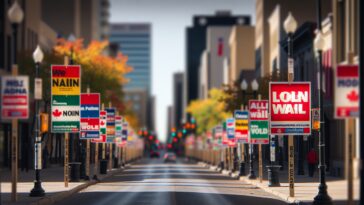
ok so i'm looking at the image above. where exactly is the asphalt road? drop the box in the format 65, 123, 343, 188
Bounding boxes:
55, 157, 288, 205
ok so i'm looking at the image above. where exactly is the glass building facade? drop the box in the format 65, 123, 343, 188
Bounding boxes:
109, 23, 151, 92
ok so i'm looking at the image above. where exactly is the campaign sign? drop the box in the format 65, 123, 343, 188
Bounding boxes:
335, 65, 359, 118
249, 100, 269, 144
226, 118, 235, 139
1, 76, 29, 119
122, 122, 128, 142
92, 110, 107, 143
115, 115, 123, 140
51, 65, 81, 133
214, 125, 223, 139
80, 93, 100, 139
105, 108, 116, 143
234, 110, 249, 143
249, 100, 268, 121
269, 82, 311, 135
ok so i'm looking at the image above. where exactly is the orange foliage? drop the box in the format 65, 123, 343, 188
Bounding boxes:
54, 38, 133, 84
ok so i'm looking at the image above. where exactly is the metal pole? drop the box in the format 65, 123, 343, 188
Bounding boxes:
10, 23, 18, 202
359, 0, 364, 204
287, 32, 295, 198
29, 62, 45, 197
313, 0, 332, 203
248, 91, 257, 179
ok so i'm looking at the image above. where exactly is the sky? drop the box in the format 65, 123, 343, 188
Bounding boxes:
110, 0, 255, 142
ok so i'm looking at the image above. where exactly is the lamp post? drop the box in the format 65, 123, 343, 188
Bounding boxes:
312, 31, 332, 205
239, 80, 248, 176
30, 46, 45, 197
246, 79, 259, 179
8, 0, 23, 65
283, 12, 297, 197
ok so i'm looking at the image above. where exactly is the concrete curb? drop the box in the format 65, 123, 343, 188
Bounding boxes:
238, 177, 302, 204
196, 161, 303, 204
29, 168, 125, 205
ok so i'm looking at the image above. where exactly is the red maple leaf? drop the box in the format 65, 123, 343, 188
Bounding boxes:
52, 109, 62, 117
100, 121, 105, 126
347, 90, 359, 102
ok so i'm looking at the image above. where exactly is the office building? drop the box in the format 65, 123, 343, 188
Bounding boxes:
255, 0, 331, 78
109, 23, 152, 129
185, 11, 251, 117
41, 0, 110, 43
109, 23, 151, 92
172, 72, 184, 128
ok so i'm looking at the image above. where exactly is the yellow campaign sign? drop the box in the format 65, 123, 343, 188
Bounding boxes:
52, 78, 80, 95
127, 136, 133, 141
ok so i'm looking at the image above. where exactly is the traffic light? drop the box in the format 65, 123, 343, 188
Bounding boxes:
149, 135, 154, 141
182, 128, 187, 134
177, 131, 182, 138
171, 132, 176, 137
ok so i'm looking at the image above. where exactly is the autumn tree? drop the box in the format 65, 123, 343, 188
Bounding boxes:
186, 89, 230, 135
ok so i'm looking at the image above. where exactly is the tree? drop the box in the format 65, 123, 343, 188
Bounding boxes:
186, 89, 230, 135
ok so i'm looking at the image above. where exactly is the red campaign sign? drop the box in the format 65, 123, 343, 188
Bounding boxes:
51, 65, 80, 78
80, 118, 99, 131
269, 82, 311, 135
335, 65, 359, 118
249, 100, 268, 121
222, 131, 229, 145
228, 138, 236, 147
91, 135, 106, 143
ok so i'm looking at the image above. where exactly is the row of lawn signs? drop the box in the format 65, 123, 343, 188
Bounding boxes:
1, 65, 358, 139
0, 65, 130, 144
50, 65, 130, 144
209, 66, 359, 147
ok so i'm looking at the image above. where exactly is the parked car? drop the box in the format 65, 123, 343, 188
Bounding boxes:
164, 152, 176, 162
150, 151, 160, 158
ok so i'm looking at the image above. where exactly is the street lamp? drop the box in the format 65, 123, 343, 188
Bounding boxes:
247, 79, 258, 179
8, 0, 24, 65
238, 79, 248, 177
312, 31, 332, 205
68, 34, 76, 64
30, 46, 45, 197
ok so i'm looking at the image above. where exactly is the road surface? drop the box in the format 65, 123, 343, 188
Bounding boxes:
55, 157, 287, 205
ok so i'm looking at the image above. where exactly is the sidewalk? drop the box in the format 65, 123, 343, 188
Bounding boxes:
216, 162, 360, 204
0, 164, 127, 205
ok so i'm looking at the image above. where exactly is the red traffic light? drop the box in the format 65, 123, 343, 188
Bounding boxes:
173, 138, 178, 142
167, 144, 172, 149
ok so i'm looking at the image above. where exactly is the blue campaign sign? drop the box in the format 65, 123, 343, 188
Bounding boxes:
80, 93, 100, 139
80, 105, 99, 118
226, 118, 235, 139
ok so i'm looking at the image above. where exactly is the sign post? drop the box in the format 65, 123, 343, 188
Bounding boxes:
249, 99, 268, 183
80, 91, 100, 179
52, 57, 81, 187
1, 66, 29, 201
269, 82, 311, 197
106, 104, 115, 170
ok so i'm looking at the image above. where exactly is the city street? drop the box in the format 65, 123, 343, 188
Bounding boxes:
55, 157, 287, 205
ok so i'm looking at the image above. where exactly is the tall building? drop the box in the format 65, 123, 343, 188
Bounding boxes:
228, 25, 256, 83
172, 72, 184, 128
41, 0, 110, 42
166, 106, 173, 142
109, 23, 152, 92
185, 11, 251, 117
109, 23, 152, 129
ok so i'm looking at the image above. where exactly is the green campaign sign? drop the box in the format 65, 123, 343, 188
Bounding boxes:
250, 121, 269, 144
